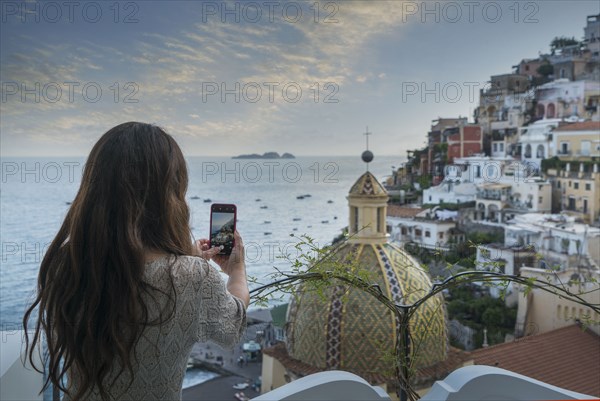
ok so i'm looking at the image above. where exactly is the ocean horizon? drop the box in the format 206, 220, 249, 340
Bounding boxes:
1, 155, 404, 328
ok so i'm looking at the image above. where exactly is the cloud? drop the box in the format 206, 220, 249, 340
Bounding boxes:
1, 1, 412, 155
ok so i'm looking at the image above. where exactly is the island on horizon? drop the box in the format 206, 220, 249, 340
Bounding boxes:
232, 151, 295, 159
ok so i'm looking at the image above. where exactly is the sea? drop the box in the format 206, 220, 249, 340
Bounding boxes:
0, 155, 401, 388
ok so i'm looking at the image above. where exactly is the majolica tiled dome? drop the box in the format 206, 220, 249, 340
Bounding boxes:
285, 165, 448, 379
285, 242, 448, 376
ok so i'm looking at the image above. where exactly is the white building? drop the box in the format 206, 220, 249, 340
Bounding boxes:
490, 140, 506, 158
451, 155, 509, 184
535, 79, 600, 120
422, 156, 552, 224
518, 119, 562, 171
475, 242, 538, 303
504, 213, 600, 270
422, 180, 477, 205
423, 155, 514, 204
475, 212, 599, 303
387, 206, 463, 251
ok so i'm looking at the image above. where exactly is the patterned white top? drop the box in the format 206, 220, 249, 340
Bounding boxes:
65, 255, 247, 401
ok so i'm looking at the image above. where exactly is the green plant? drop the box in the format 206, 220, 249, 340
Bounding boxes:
536, 63, 554, 78
467, 231, 504, 244
447, 283, 517, 348
416, 174, 432, 190
550, 36, 581, 55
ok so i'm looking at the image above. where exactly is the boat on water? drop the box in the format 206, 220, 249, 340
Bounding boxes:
203, 199, 211, 203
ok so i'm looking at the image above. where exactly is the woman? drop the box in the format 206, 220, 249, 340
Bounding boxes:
23, 122, 249, 401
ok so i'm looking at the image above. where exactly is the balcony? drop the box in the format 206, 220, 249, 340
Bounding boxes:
477, 189, 509, 201
507, 200, 534, 211
491, 120, 511, 131
251, 366, 596, 401
4, 321, 600, 401
479, 194, 506, 201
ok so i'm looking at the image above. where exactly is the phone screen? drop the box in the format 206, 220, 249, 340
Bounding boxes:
210, 204, 236, 255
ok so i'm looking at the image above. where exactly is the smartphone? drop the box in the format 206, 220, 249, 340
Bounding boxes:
209, 203, 237, 255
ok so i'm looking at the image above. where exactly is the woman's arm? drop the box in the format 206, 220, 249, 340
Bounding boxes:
195, 231, 249, 307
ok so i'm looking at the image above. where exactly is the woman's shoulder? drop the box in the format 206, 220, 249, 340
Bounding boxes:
145, 254, 205, 268
145, 254, 211, 287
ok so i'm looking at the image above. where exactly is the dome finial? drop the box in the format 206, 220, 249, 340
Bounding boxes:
362, 126, 373, 171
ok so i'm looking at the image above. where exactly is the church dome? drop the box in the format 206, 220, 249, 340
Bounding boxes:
285, 242, 448, 379
285, 162, 448, 382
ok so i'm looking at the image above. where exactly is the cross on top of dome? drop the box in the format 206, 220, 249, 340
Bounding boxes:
362, 127, 374, 169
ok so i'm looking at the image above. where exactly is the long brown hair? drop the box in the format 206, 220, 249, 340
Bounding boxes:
23, 122, 195, 400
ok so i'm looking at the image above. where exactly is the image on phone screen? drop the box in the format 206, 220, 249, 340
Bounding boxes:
210, 206, 236, 254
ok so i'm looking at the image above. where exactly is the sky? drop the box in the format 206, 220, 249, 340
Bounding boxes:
1, 0, 599, 157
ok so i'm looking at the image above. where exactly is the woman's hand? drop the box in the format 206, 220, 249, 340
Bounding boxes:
194, 238, 222, 260
194, 231, 245, 276
195, 232, 249, 308
213, 231, 245, 276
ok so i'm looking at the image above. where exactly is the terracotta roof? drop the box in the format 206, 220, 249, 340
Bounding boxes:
554, 121, 600, 131
387, 205, 424, 218
470, 324, 600, 397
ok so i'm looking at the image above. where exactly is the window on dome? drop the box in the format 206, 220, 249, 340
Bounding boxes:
351, 207, 358, 233
377, 207, 383, 233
